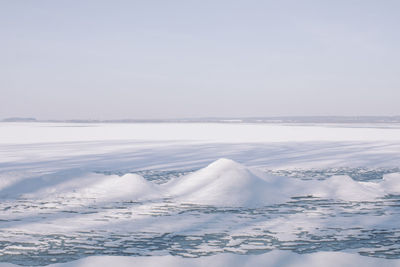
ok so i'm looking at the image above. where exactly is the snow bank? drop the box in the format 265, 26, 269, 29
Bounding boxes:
2, 159, 399, 205
2, 172, 161, 202
167, 159, 399, 206
6, 251, 399, 267
312, 175, 383, 200
166, 158, 282, 206
382, 173, 400, 194
62, 173, 161, 201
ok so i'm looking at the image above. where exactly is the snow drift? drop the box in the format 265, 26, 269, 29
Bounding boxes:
1, 172, 160, 202
2, 159, 400, 206
166, 158, 396, 206
166, 158, 290, 206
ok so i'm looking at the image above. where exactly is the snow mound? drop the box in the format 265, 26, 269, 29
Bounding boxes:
2, 158, 399, 206
167, 158, 291, 206
167, 159, 400, 206
381, 173, 400, 194
69, 173, 161, 201
314, 175, 384, 200
23, 173, 161, 201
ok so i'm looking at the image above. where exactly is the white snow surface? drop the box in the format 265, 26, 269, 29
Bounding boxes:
2, 251, 400, 267
1, 122, 400, 266
25, 172, 160, 201
2, 122, 400, 145
2, 157, 399, 206
167, 158, 398, 205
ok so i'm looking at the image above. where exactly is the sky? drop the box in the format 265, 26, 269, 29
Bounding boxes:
1, 0, 399, 120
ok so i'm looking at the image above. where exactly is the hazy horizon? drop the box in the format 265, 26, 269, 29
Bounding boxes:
3, 115, 400, 123
1, 0, 400, 120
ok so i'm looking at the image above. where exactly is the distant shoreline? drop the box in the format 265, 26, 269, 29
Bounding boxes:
2, 116, 400, 124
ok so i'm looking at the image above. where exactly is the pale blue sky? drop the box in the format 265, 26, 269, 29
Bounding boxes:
1, 0, 399, 119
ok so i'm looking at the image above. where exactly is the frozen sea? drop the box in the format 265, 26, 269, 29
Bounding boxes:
1, 122, 400, 266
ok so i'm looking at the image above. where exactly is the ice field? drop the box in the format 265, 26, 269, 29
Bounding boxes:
1, 122, 400, 266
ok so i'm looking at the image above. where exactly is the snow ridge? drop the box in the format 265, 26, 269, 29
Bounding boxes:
2, 158, 400, 206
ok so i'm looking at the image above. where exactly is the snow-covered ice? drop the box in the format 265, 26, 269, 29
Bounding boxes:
2, 250, 400, 267
1, 122, 400, 266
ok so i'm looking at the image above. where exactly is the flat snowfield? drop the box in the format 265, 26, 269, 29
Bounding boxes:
1, 122, 400, 266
